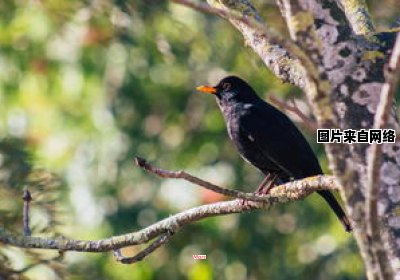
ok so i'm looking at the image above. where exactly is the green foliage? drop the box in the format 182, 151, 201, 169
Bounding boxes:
1, 0, 398, 279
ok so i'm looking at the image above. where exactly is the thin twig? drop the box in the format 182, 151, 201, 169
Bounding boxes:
135, 157, 265, 202
366, 32, 400, 226
114, 229, 174, 264
269, 95, 318, 132
22, 188, 32, 236
365, 32, 400, 279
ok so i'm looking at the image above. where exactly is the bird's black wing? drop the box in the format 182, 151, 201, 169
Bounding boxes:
238, 100, 352, 231
238, 101, 322, 179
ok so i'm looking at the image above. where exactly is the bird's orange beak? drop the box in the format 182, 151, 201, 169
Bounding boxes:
196, 85, 217, 94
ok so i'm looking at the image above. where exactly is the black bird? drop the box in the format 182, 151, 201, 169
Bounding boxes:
197, 76, 351, 232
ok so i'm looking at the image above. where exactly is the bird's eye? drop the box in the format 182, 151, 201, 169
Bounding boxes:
222, 82, 231, 91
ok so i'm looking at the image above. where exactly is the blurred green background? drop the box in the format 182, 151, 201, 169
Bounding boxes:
0, 0, 398, 279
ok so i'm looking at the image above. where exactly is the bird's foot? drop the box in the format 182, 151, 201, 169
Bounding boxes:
238, 173, 280, 209
255, 173, 279, 195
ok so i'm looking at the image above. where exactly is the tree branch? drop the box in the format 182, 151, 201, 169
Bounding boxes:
171, 0, 308, 89
114, 229, 175, 264
134, 157, 339, 201
22, 188, 32, 237
340, 0, 375, 35
1, 158, 341, 263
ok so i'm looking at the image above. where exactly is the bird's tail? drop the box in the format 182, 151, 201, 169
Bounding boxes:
317, 190, 352, 232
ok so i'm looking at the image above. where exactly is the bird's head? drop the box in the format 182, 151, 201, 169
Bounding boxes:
196, 76, 258, 104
